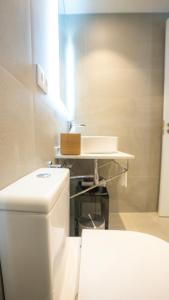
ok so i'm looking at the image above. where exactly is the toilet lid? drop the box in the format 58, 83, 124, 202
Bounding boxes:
78, 230, 169, 300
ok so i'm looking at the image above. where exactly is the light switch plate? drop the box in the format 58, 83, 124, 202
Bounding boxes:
36, 64, 48, 94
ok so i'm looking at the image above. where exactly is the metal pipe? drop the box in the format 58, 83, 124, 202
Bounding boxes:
94, 159, 99, 185
70, 175, 94, 180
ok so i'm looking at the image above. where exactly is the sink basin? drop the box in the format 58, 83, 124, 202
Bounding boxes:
81, 136, 118, 154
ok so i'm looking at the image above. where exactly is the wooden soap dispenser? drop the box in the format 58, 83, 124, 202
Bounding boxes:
60, 122, 85, 155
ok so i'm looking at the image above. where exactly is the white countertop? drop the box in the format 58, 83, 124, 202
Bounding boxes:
55, 151, 134, 160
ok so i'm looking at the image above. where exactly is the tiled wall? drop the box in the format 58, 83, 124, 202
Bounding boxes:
60, 14, 169, 212
0, 0, 66, 191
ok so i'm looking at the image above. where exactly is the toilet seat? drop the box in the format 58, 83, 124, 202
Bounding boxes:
78, 230, 169, 300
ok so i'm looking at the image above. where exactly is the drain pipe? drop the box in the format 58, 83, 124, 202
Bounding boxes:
94, 159, 99, 185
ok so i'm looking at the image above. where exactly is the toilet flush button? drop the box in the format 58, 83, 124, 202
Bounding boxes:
36, 173, 51, 178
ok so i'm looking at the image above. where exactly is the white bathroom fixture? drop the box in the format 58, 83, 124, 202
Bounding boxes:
0, 168, 80, 300
1, 168, 169, 300
78, 230, 169, 300
81, 136, 118, 154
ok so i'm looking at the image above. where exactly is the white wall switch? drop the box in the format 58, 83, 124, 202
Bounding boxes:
36, 64, 48, 94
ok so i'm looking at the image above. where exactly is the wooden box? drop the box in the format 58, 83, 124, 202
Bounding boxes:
60, 133, 81, 155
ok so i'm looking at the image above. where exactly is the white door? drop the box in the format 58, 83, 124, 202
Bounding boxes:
159, 19, 169, 216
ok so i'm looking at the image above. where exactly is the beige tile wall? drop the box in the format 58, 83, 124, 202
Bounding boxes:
60, 14, 169, 212
0, 0, 67, 191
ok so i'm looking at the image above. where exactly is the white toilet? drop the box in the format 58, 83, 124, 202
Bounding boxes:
0, 168, 169, 300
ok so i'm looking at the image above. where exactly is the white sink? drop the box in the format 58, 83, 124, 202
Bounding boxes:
81, 136, 118, 154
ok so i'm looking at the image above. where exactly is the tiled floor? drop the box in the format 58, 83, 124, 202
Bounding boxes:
109, 212, 169, 242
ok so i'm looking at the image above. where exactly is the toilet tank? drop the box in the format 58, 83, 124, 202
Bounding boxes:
0, 168, 69, 300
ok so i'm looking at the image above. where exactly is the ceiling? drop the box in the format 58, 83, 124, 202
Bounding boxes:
59, 0, 169, 14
